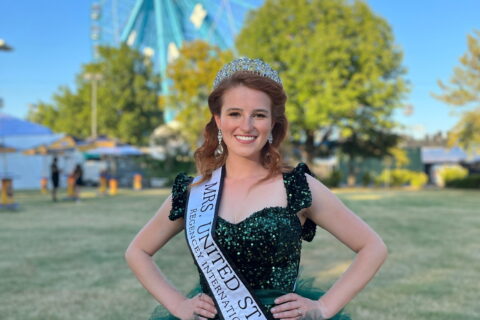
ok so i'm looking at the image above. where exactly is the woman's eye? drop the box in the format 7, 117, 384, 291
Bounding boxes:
228, 112, 241, 117
254, 113, 267, 118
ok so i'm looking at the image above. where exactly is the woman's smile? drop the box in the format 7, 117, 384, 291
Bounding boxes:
234, 135, 257, 143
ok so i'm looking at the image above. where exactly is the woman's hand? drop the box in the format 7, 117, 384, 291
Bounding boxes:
172, 293, 218, 320
271, 293, 328, 320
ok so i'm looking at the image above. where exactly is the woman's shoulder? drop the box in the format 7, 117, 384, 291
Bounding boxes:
283, 162, 314, 203
169, 173, 194, 221
283, 162, 316, 191
283, 163, 317, 241
173, 172, 194, 187
284, 162, 329, 191
284, 162, 314, 177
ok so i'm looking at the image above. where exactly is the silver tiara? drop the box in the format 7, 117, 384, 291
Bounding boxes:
213, 57, 282, 89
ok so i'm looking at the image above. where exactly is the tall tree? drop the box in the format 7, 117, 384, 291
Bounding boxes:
167, 41, 233, 149
28, 44, 162, 145
236, 0, 408, 165
433, 30, 480, 151
447, 109, 480, 152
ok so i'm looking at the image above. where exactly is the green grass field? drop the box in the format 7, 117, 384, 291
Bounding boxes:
1, 187, 479, 320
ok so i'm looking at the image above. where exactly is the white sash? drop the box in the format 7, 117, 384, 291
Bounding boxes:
184, 166, 270, 320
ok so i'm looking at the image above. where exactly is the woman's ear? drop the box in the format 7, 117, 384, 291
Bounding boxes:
214, 114, 221, 129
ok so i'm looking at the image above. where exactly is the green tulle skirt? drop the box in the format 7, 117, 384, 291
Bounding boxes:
149, 278, 351, 320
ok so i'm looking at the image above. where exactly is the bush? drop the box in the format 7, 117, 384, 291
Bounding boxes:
323, 169, 342, 188
410, 172, 428, 188
445, 174, 480, 189
375, 169, 428, 188
437, 165, 468, 186
361, 171, 373, 186
139, 157, 195, 186
375, 169, 409, 187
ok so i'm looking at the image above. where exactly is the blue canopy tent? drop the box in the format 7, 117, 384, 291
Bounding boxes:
86, 145, 143, 156
0, 142, 17, 179
0, 142, 17, 153
0, 113, 64, 191
0, 113, 52, 138
0, 114, 51, 179
0, 113, 52, 207
85, 145, 144, 188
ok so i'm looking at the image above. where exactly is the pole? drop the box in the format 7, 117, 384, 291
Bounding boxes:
84, 73, 102, 139
1, 136, 7, 175
91, 77, 98, 139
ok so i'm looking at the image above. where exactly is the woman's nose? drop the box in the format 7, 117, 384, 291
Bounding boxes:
240, 116, 254, 131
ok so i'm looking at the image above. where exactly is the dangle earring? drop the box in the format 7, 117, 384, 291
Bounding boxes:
215, 129, 224, 157
267, 132, 273, 144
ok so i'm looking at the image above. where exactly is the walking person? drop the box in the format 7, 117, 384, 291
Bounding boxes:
50, 157, 60, 202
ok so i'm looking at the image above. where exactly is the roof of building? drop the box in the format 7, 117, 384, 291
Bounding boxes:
421, 147, 467, 164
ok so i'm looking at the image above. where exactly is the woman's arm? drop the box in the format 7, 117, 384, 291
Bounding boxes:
272, 174, 387, 320
304, 174, 388, 318
125, 195, 217, 319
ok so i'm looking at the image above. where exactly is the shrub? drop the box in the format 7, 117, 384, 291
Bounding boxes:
375, 169, 428, 188
437, 165, 468, 186
410, 172, 428, 188
375, 169, 409, 187
323, 169, 342, 188
445, 174, 480, 189
361, 171, 373, 186
139, 157, 195, 186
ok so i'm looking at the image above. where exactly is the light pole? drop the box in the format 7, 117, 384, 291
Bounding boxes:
0, 38, 13, 177
83, 73, 103, 138
0, 39, 17, 208
0, 39, 13, 51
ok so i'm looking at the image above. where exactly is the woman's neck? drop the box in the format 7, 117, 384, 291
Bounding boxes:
224, 154, 268, 180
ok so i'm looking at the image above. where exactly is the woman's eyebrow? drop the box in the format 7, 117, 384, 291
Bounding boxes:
253, 108, 270, 113
225, 107, 243, 112
224, 107, 270, 113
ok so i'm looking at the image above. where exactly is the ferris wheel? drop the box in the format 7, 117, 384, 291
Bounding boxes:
90, 0, 263, 96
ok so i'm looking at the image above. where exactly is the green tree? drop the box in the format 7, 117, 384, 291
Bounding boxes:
433, 30, 480, 151
28, 44, 162, 145
167, 41, 233, 149
236, 0, 408, 165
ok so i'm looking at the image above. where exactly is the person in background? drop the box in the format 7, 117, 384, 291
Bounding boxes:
50, 157, 60, 202
72, 163, 83, 201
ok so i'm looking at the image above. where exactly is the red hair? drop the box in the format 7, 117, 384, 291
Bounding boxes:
193, 71, 289, 185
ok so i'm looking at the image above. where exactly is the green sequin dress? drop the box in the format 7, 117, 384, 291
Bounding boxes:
150, 163, 351, 320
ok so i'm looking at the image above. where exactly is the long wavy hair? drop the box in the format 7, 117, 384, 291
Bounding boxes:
193, 71, 289, 185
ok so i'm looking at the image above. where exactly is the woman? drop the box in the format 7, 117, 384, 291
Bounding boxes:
126, 58, 388, 320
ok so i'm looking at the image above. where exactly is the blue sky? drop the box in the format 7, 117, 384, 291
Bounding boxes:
0, 0, 479, 138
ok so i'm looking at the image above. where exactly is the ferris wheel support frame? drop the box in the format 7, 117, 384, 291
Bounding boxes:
119, 0, 233, 96
100, 0, 261, 121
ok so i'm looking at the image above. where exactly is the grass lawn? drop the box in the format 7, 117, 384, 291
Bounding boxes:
1, 187, 479, 320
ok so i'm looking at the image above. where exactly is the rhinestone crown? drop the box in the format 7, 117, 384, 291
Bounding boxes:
213, 57, 282, 89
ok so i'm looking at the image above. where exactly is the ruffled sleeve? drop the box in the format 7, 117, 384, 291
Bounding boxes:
284, 163, 317, 242
168, 173, 194, 221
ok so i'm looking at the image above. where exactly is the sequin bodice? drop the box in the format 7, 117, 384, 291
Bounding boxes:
169, 163, 317, 293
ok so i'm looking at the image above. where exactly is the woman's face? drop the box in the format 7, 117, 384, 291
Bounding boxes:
214, 85, 273, 161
